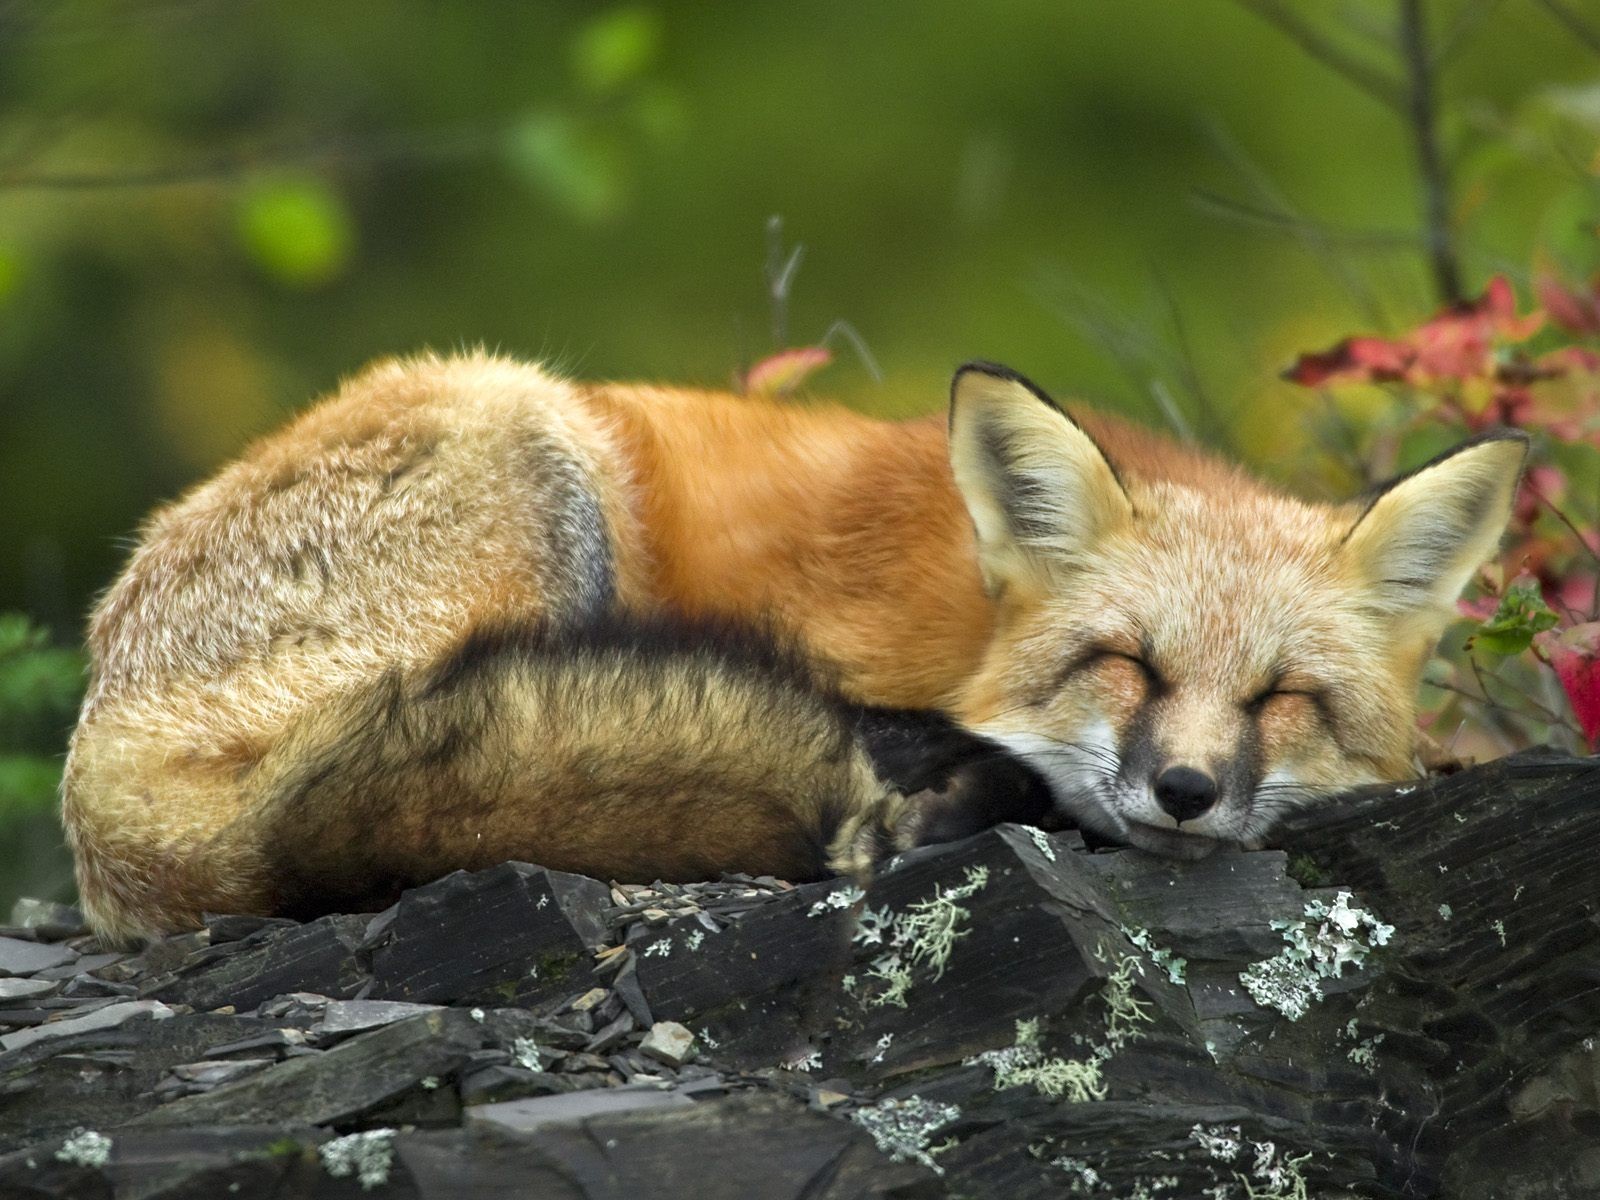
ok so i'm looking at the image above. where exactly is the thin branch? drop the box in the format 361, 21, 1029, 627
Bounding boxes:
764, 215, 804, 349
1468, 654, 1581, 733
1230, 0, 1406, 110
1528, 481, 1600, 574
1150, 269, 1230, 450
1432, 0, 1504, 68
0, 124, 504, 192
1189, 191, 1418, 249
1536, 0, 1600, 57
818, 320, 883, 384
1398, 0, 1464, 304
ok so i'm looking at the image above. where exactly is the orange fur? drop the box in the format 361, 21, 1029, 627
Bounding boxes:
62, 353, 1524, 939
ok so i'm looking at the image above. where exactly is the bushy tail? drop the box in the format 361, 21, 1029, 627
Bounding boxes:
222, 612, 924, 922
70, 611, 1055, 940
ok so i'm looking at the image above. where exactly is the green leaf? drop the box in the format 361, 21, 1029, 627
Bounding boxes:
237, 176, 355, 288
1467, 576, 1560, 657
504, 112, 629, 224
0, 614, 84, 748
570, 7, 662, 96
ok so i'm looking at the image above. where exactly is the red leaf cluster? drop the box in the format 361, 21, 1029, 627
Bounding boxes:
1290, 275, 1600, 750
1286, 276, 1600, 445
1285, 276, 1543, 391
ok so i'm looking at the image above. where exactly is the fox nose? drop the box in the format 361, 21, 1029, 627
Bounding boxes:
1154, 766, 1218, 823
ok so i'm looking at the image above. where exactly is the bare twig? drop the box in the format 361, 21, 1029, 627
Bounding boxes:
764, 215, 804, 349
1190, 191, 1416, 250
0, 124, 503, 191
1528, 481, 1600, 574
1150, 270, 1231, 450
1230, 0, 1405, 110
1536, 0, 1600, 57
818, 320, 883, 384
1468, 654, 1582, 734
1397, 0, 1464, 305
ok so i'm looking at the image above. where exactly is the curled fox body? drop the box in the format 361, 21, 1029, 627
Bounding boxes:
63, 355, 1524, 941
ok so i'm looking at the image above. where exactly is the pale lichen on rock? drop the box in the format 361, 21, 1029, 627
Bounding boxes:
319, 1129, 396, 1191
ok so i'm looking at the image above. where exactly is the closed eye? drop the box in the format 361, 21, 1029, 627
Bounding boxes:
1092, 648, 1163, 688
1249, 685, 1329, 719
1052, 647, 1162, 690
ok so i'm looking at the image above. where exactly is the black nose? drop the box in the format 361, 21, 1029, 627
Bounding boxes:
1154, 766, 1218, 822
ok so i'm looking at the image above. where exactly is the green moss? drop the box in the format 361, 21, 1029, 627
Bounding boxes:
1286, 854, 1333, 889
537, 950, 581, 981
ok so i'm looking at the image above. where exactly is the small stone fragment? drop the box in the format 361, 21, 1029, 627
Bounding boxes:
569, 987, 609, 1013
639, 1021, 696, 1067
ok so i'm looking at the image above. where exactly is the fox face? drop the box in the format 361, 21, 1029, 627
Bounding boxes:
946, 363, 1526, 859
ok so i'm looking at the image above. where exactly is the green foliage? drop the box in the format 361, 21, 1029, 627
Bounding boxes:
0, 615, 82, 896
570, 7, 663, 96
0, 614, 81, 815
1468, 577, 1561, 658
237, 176, 355, 289
505, 113, 630, 225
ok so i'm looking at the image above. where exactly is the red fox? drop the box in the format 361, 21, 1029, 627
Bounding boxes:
62, 355, 1525, 941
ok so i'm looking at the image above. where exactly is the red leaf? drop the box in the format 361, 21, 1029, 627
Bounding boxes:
1286, 276, 1544, 390
743, 346, 832, 396
1283, 337, 1410, 386
1537, 272, 1600, 335
1537, 622, 1600, 747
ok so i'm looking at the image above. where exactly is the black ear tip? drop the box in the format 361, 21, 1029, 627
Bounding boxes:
949, 361, 1064, 417
953, 360, 1020, 383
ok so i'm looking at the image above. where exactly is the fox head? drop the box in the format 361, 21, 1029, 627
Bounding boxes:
947, 361, 1527, 859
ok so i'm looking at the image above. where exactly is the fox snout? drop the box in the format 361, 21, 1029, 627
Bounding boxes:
1151, 765, 1217, 823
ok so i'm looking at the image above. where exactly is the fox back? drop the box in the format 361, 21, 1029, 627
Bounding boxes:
61, 354, 1523, 939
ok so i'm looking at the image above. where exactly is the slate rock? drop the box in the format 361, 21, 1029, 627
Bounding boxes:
0, 936, 77, 977
312, 999, 442, 1041
34, 952, 126, 981
0, 978, 58, 1002
142, 914, 368, 1012
367, 861, 610, 1005
462, 1083, 694, 1134
436, 1092, 937, 1198
0, 999, 174, 1053
0, 1014, 293, 1151
7, 899, 88, 941
0, 1125, 346, 1200
459, 1064, 597, 1105
130, 1008, 489, 1128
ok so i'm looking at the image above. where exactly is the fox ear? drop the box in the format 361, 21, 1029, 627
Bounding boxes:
948, 362, 1132, 593
1342, 432, 1527, 627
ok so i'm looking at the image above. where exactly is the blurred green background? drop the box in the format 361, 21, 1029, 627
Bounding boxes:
1, 0, 1596, 912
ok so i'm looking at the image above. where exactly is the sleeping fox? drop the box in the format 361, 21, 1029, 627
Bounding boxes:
62, 355, 1525, 941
